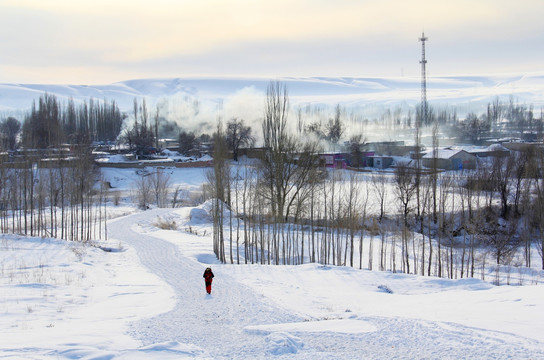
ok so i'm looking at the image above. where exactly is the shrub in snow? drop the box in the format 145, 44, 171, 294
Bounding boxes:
377, 284, 394, 294
154, 217, 178, 230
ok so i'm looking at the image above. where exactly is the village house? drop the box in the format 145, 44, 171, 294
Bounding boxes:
319, 153, 349, 169
422, 148, 477, 170
460, 144, 510, 158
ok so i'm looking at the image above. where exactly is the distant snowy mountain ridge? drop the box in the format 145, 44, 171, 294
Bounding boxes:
1, 73, 543, 115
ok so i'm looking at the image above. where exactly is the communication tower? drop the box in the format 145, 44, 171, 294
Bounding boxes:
419, 32, 428, 125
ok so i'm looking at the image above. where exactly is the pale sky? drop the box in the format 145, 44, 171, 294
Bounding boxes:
1, 0, 543, 85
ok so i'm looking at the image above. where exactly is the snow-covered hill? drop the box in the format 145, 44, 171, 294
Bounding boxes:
2, 203, 544, 359
1, 73, 544, 114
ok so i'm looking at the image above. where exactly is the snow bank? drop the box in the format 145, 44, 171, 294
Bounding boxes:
117, 341, 208, 359
196, 199, 235, 222
189, 207, 211, 224
265, 332, 304, 355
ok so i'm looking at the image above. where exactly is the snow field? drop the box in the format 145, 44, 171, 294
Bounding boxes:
1, 163, 544, 358
0, 231, 177, 359
1, 206, 544, 358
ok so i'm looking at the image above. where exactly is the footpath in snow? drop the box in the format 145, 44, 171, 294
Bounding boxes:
108, 208, 299, 359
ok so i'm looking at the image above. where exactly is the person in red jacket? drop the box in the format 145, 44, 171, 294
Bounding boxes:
203, 267, 214, 294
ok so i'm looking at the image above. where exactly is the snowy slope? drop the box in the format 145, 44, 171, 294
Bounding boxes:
0, 228, 177, 359
2, 73, 544, 113
2, 204, 544, 359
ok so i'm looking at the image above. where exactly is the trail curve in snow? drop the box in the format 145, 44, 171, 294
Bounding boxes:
108, 208, 300, 359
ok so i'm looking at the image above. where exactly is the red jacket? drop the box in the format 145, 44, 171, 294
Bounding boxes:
203, 269, 214, 283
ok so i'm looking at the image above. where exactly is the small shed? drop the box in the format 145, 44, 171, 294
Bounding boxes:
422, 148, 476, 170
371, 156, 394, 169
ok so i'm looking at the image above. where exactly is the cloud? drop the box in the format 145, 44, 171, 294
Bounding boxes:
1, 0, 544, 84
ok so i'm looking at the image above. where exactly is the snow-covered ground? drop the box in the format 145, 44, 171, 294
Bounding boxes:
1, 166, 544, 359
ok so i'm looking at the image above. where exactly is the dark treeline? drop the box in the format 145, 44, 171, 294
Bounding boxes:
21, 93, 125, 149
63, 96, 125, 144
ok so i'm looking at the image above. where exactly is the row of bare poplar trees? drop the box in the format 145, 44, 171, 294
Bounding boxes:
209, 81, 544, 280
0, 147, 109, 242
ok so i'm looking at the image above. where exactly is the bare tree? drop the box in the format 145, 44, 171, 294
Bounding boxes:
226, 118, 254, 161
359, 178, 370, 270
150, 168, 172, 207
418, 175, 432, 276
325, 104, 344, 146
483, 216, 520, 266
532, 148, 544, 269
349, 134, 367, 169
431, 120, 439, 223
127, 98, 155, 151
23, 94, 63, 149
296, 106, 304, 135
394, 162, 417, 273
414, 106, 422, 220
458, 112, 491, 144
492, 154, 515, 218
261, 81, 321, 226
208, 120, 229, 263
178, 131, 198, 156
371, 173, 388, 223
487, 97, 503, 130
133, 171, 153, 210
511, 150, 530, 216
154, 105, 160, 149
0, 117, 21, 150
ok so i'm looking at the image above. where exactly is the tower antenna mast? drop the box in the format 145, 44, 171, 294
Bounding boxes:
419, 32, 428, 125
